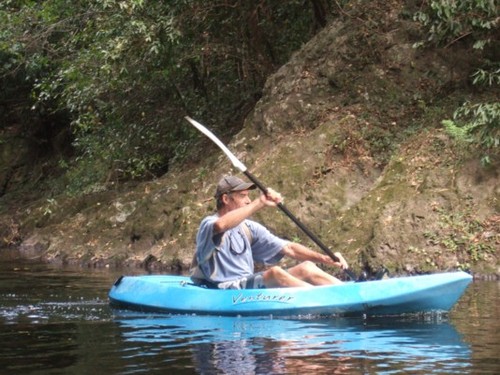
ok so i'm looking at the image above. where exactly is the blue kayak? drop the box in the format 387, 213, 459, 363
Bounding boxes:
108, 271, 472, 317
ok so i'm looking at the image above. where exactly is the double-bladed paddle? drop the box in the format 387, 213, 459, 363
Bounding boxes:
185, 116, 357, 281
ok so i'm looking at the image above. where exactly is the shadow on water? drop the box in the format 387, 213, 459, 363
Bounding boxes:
112, 311, 472, 374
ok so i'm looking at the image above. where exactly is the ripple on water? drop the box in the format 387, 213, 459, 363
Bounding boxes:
0, 296, 111, 324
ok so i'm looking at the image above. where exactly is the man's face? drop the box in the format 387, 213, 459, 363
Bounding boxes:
224, 190, 252, 210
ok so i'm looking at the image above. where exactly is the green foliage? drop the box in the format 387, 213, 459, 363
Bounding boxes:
443, 61, 500, 164
414, 1, 499, 163
472, 65, 500, 86
413, 0, 498, 48
1, 0, 324, 194
64, 155, 110, 195
41, 198, 59, 217
443, 101, 499, 164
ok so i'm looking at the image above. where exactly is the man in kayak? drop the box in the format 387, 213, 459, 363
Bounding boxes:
191, 175, 349, 289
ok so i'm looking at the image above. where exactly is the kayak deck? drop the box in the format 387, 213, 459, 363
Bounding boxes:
108, 271, 472, 317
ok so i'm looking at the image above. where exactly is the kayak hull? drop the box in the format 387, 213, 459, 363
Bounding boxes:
108, 271, 472, 317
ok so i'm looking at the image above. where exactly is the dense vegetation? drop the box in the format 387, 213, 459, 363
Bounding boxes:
1, 0, 332, 196
414, 0, 499, 164
0, 0, 498, 199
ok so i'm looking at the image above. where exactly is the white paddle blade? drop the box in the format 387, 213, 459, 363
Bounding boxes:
185, 116, 247, 172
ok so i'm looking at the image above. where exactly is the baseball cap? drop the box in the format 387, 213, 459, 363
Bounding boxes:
214, 175, 256, 198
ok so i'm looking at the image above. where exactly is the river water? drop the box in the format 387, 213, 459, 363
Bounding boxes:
0, 254, 498, 374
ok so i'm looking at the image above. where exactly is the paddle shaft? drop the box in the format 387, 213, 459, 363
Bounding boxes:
244, 170, 357, 280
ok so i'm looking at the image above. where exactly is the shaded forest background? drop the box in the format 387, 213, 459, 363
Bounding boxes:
0, 0, 498, 278
1, 0, 330, 197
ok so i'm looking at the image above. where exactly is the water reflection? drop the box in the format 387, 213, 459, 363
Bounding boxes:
113, 312, 472, 374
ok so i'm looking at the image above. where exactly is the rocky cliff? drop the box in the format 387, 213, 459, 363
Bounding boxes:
2, 3, 498, 279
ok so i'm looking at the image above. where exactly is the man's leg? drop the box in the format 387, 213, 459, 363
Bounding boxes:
263, 266, 312, 288
287, 261, 343, 285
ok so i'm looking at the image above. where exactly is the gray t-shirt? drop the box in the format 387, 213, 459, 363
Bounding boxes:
195, 214, 287, 283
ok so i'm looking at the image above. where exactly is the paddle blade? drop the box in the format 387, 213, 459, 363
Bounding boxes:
185, 116, 247, 172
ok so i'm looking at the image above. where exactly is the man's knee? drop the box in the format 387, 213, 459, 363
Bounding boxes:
265, 265, 287, 278
298, 260, 319, 273
263, 265, 311, 288
264, 266, 293, 285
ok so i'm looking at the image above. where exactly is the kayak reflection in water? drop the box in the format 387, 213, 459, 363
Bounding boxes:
115, 314, 471, 374
191, 337, 350, 375
191, 175, 349, 290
